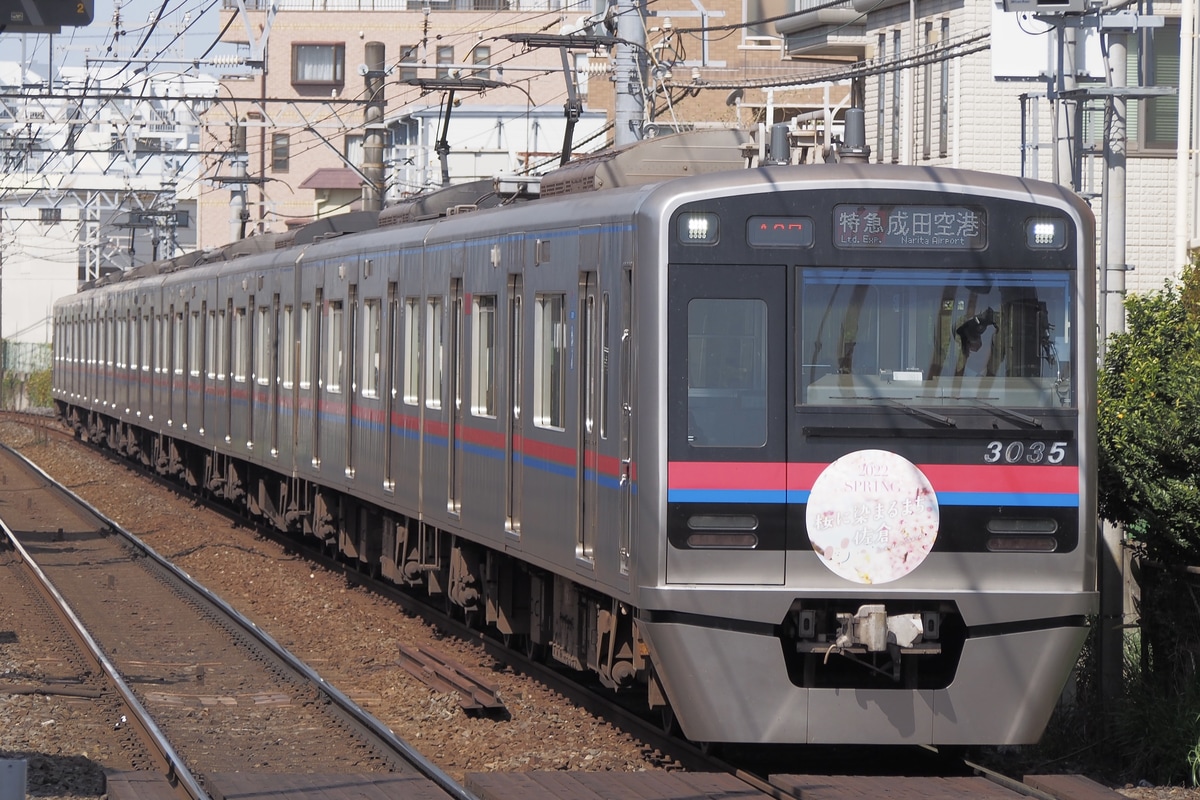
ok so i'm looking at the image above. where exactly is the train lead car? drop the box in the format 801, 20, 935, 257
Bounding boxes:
52, 126, 1098, 746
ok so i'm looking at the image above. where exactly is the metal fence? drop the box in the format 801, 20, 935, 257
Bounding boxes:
3, 341, 51, 374
1, 341, 52, 411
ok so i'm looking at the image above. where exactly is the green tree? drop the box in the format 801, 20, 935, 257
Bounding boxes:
26, 369, 52, 408
1094, 260, 1200, 786
1098, 260, 1200, 565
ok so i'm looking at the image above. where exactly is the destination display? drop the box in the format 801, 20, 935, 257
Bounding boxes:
833, 204, 986, 250
747, 216, 814, 248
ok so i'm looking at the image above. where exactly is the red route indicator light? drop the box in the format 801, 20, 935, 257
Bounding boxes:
747, 216, 814, 248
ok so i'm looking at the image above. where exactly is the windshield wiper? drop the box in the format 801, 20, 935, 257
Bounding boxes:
881, 398, 957, 428
954, 398, 1043, 429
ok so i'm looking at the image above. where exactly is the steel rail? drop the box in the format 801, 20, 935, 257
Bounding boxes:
0, 447, 209, 800
1, 441, 480, 800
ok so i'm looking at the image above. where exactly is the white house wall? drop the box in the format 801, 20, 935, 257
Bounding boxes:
852, 0, 1186, 295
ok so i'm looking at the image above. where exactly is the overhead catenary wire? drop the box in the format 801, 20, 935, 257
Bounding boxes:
4, 0, 995, 257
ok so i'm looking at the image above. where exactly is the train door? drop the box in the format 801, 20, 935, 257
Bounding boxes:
105, 306, 115, 409
618, 264, 634, 575
137, 306, 147, 420
128, 310, 138, 417
112, 310, 121, 413
117, 309, 129, 415
110, 306, 119, 410
191, 302, 205, 435
383, 283, 398, 493
278, 299, 294, 463
245, 295, 256, 450
447, 277, 464, 515
396, 290, 422, 511
88, 307, 97, 407
224, 297, 235, 442
103, 304, 114, 409
665, 263, 788, 585
505, 274, 523, 535
311, 287, 324, 468
251, 294, 272, 458
577, 271, 599, 562
82, 309, 89, 406
97, 309, 105, 410
270, 294, 281, 458
168, 307, 178, 429
346, 282, 358, 477
182, 305, 193, 431
141, 305, 151, 422
154, 309, 164, 425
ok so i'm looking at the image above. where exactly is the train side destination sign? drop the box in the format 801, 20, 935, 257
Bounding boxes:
2, 0, 94, 31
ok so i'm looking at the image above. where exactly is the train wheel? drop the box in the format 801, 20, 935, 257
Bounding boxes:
659, 704, 680, 736
524, 637, 546, 663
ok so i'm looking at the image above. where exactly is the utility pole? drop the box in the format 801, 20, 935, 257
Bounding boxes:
1053, 26, 1078, 187
1174, 0, 1196, 270
361, 42, 386, 212
1098, 28, 1128, 717
613, 0, 647, 146
230, 119, 249, 241
1007, 0, 1165, 716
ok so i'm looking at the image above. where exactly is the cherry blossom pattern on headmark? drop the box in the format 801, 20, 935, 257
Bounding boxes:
805, 449, 939, 584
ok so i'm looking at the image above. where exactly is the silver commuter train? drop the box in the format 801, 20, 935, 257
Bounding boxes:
51, 129, 1098, 746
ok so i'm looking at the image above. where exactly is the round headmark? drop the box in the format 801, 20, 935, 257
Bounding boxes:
805, 449, 939, 584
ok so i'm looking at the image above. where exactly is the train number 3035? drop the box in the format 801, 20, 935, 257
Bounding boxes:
984, 440, 1069, 464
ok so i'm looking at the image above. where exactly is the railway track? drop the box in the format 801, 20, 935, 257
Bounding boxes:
0, 438, 471, 800
0, 412, 1134, 800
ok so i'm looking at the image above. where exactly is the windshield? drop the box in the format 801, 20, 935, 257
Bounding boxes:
800, 268, 1074, 409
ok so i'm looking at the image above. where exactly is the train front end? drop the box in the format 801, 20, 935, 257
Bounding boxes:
634, 164, 1098, 745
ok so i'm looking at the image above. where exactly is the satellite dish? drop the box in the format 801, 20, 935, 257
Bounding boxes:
725, 88, 744, 106
357, 64, 369, 77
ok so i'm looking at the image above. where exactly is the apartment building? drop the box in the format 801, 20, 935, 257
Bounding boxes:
197, 0, 603, 247
778, 0, 1194, 295
196, 0, 854, 248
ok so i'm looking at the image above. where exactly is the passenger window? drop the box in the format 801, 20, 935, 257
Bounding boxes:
326, 300, 344, 393
232, 307, 247, 383
362, 299, 381, 398
534, 293, 566, 430
255, 305, 271, 386
687, 298, 768, 448
404, 298, 420, 405
281, 306, 294, 388
425, 298, 443, 409
472, 294, 496, 417
173, 312, 185, 376
299, 303, 312, 389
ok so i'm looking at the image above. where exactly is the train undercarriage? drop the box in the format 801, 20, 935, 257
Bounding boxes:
64, 405, 653, 708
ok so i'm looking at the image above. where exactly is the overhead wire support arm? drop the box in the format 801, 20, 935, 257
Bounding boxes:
402, 77, 503, 187
556, 46, 584, 166
234, 0, 277, 68
500, 33, 617, 166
